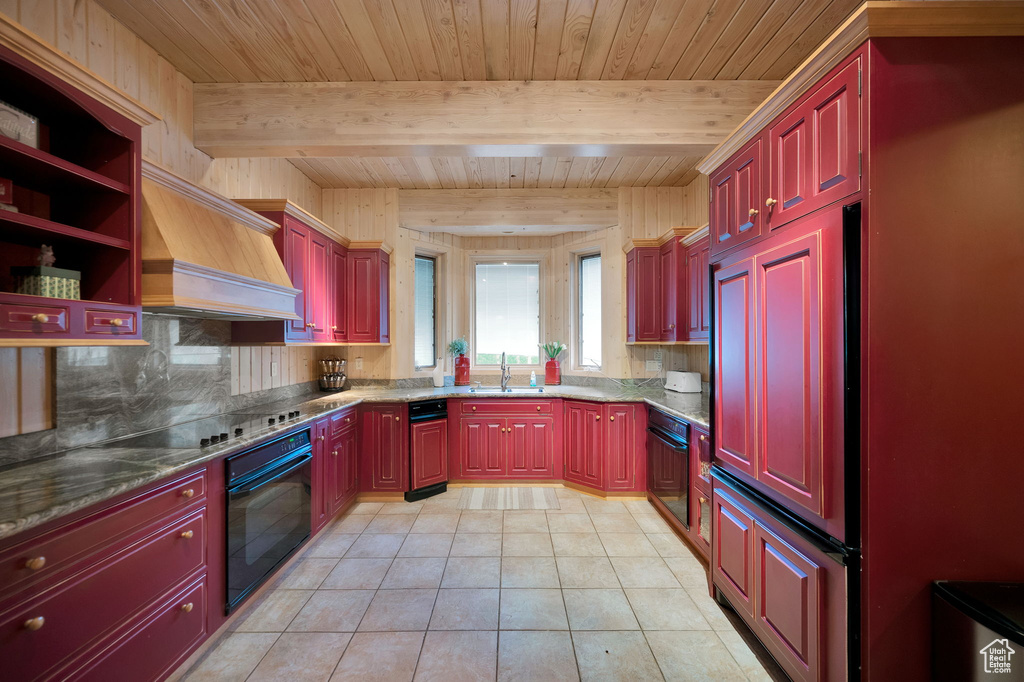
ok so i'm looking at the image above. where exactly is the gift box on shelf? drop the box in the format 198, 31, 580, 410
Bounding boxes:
11, 266, 81, 300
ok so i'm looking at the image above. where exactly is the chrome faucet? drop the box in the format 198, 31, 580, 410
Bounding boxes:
500, 352, 511, 391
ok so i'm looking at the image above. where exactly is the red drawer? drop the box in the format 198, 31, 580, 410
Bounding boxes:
0, 509, 207, 681
72, 577, 208, 682
461, 399, 556, 415
330, 408, 356, 436
84, 309, 137, 335
0, 471, 206, 601
0, 302, 69, 334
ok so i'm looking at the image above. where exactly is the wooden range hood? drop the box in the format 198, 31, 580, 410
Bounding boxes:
140, 162, 300, 321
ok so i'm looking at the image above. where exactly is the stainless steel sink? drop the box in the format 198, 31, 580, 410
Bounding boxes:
467, 387, 546, 394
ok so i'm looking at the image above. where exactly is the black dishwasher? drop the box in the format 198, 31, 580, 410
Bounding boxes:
405, 399, 449, 502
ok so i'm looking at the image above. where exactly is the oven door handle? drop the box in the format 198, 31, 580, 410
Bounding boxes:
647, 426, 688, 452
227, 452, 313, 497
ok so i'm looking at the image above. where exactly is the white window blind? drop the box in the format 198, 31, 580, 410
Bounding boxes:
579, 254, 602, 367
414, 256, 436, 368
475, 262, 540, 365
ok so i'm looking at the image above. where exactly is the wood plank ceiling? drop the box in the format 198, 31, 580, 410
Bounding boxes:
97, 0, 863, 190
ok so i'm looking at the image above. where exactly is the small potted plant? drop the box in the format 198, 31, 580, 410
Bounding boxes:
447, 337, 470, 386
540, 341, 567, 385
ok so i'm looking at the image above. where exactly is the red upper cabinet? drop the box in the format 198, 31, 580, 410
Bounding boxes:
604, 403, 644, 491
685, 234, 711, 341
358, 403, 408, 492
347, 247, 391, 344
626, 247, 661, 343
710, 135, 764, 257
331, 242, 348, 341
659, 238, 686, 342
766, 58, 861, 230
713, 256, 757, 479
307, 228, 332, 342
281, 219, 312, 341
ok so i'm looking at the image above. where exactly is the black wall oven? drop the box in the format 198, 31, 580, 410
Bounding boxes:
225, 429, 313, 613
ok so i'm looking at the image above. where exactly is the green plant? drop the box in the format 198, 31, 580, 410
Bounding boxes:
540, 342, 567, 360
447, 337, 468, 357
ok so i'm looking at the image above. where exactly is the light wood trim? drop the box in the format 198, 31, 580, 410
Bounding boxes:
399, 188, 617, 232
142, 260, 301, 320
142, 163, 280, 238
680, 224, 710, 247
624, 226, 701, 252
234, 198, 351, 246
0, 12, 159, 126
0, 339, 149, 347
194, 80, 779, 158
347, 241, 393, 254
697, 1, 1024, 173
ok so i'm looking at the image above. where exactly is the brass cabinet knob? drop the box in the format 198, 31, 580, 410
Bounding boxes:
181, 488, 195, 498
669, 324, 674, 329
111, 318, 123, 327
536, 406, 541, 411
25, 556, 46, 571
180, 530, 194, 539
699, 497, 707, 505
332, 450, 338, 457
748, 208, 759, 217
595, 415, 601, 421
306, 322, 315, 328
331, 325, 337, 330
395, 416, 400, 421
765, 197, 778, 208
318, 435, 325, 442
32, 314, 48, 323
501, 427, 506, 433
345, 417, 351, 423
472, 406, 476, 411
610, 416, 615, 421
180, 603, 193, 613
23, 616, 44, 631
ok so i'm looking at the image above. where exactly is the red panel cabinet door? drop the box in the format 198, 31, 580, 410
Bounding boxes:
331, 242, 348, 341
460, 418, 505, 478
604, 404, 642, 491
564, 402, 602, 488
627, 247, 661, 343
311, 417, 330, 531
507, 417, 555, 477
378, 250, 390, 344
282, 219, 312, 341
347, 250, 379, 343
753, 523, 822, 682
339, 424, 358, 504
308, 230, 332, 341
752, 208, 845, 540
711, 486, 756, 618
686, 236, 711, 341
767, 57, 861, 229
327, 421, 356, 517
714, 257, 757, 479
359, 404, 408, 492
710, 135, 764, 257
411, 419, 449, 490
693, 425, 712, 491
659, 239, 685, 341
691, 489, 711, 562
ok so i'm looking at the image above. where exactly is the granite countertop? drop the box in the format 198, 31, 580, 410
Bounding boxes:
0, 385, 708, 541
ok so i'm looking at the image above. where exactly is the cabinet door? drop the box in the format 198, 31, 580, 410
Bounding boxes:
767, 58, 860, 229
507, 417, 554, 477
711, 486, 755, 618
659, 240, 684, 341
710, 136, 763, 257
339, 425, 358, 506
308, 231, 331, 341
753, 523, 822, 682
752, 209, 844, 538
347, 251, 379, 343
699, 244, 711, 337
625, 250, 637, 343
283, 220, 311, 341
564, 402, 601, 487
360, 405, 408, 492
331, 243, 347, 341
692, 490, 711, 562
714, 257, 757, 479
411, 419, 449, 490
686, 237, 711, 341
378, 251, 390, 344
311, 418, 330, 532
693, 425, 712, 491
460, 418, 505, 477
635, 247, 661, 342
604, 404, 640, 490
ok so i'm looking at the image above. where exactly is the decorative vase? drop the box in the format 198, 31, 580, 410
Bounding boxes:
545, 359, 561, 385
454, 353, 471, 386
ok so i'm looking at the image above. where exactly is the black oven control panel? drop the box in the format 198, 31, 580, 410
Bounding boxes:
226, 429, 312, 486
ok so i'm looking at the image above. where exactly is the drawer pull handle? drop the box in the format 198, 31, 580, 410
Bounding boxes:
180, 530, 194, 539
24, 616, 44, 631
32, 314, 49, 323
180, 602, 194, 613
111, 318, 123, 327
181, 488, 195, 498
765, 197, 778, 208
536, 406, 541, 411
25, 556, 46, 570
472, 406, 476, 411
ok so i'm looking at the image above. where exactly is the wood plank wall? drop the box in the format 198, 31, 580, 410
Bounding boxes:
230, 347, 316, 396
0, 0, 322, 214
0, 349, 53, 439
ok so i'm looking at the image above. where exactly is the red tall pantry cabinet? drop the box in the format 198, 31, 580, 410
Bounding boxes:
701, 9, 1024, 680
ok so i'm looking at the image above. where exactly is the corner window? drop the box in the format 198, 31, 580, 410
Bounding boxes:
578, 254, 602, 367
414, 256, 436, 368
475, 262, 540, 365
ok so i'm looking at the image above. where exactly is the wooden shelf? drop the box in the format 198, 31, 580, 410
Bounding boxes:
0, 210, 131, 250
0, 134, 130, 195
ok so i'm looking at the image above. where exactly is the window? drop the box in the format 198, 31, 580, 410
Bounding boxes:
578, 254, 602, 367
414, 256, 436, 368
475, 262, 540, 365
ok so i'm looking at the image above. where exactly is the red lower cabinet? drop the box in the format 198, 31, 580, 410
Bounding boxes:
325, 410, 358, 519
507, 417, 556, 477
359, 403, 409, 492
603, 404, 645, 491
411, 418, 449, 490
459, 417, 505, 477
311, 417, 330, 532
712, 478, 846, 682
564, 401, 602, 488
452, 401, 561, 480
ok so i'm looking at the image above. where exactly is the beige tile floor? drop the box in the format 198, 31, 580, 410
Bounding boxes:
182, 487, 775, 682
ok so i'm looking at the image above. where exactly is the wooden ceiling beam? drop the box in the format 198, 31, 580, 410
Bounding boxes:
398, 188, 617, 234
193, 79, 778, 158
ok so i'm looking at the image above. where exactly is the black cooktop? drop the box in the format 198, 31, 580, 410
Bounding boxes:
110, 410, 307, 449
